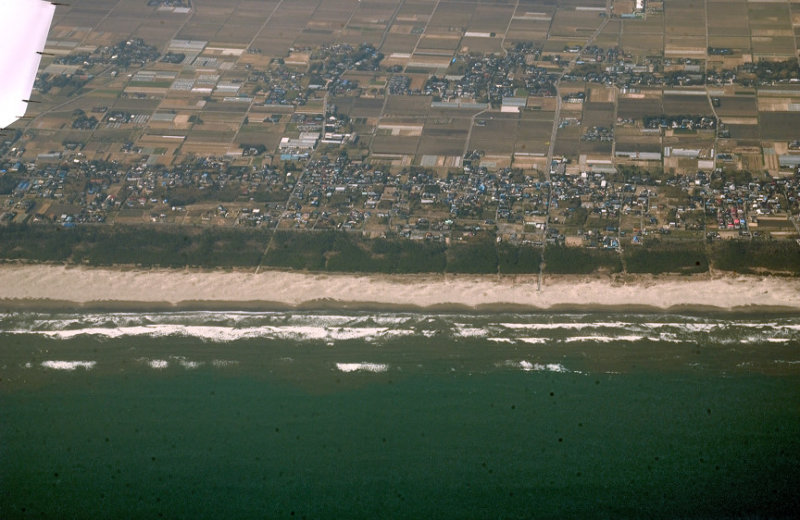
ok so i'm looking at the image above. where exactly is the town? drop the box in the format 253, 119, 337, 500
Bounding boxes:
1, 0, 799, 274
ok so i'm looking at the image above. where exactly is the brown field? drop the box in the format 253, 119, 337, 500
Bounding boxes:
662, 94, 711, 116
185, 129, 237, 142
548, 10, 605, 39
587, 86, 615, 104
526, 97, 558, 111
428, 2, 476, 29
623, 12, 664, 34
350, 98, 385, 119
708, 1, 749, 33
469, 116, 518, 155
505, 19, 550, 43
593, 19, 621, 48
715, 97, 758, 117
417, 136, 465, 156
466, 5, 515, 34
460, 37, 504, 55
371, 135, 420, 155
618, 97, 664, 121
664, 1, 706, 38
417, 36, 461, 52
759, 113, 800, 140
422, 117, 471, 136
749, 3, 792, 31
381, 34, 421, 54
581, 102, 615, 127
619, 32, 664, 56
707, 36, 751, 52
397, 1, 435, 19
726, 125, 761, 140
384, 96, 431, 117
235, 126, 284, 149
553, 125, 581, 158
751, 37, 796, 58
515, 114, 554, 155
615, 136, 661, 154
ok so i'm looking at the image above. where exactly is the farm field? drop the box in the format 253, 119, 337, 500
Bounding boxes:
3, 0, 799, 176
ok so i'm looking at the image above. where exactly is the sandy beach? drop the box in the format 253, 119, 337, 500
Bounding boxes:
0, 264, 799, 312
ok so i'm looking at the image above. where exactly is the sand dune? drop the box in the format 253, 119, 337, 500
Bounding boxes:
0, 264, 799, 312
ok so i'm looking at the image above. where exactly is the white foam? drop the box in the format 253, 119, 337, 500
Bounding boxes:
739, 336, 793, 344
487, 337, 514, 343
454, 325, 488, 337
211, 359, 238, 367
518, 337, 547, 344
148, 359, 168, 369
654, 332, 682, 343
41, 360, 95, 371
176, 358, 202, 369
16, 324, 410, 342
643, 323, 717, 332
336, 362, 389, 373
564, 335, 644, 343
499, 321, 631, 331
499, 360, 569, 373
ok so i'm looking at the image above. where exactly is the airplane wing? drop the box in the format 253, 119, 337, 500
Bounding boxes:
0, 0, 57, 129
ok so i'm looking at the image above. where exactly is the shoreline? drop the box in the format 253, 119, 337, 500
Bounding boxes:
1, 264, 800, 314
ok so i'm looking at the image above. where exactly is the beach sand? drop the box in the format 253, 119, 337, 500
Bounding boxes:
0, 264, 799, 312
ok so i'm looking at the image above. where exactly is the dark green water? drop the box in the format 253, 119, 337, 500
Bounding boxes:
2, 312, 799, 518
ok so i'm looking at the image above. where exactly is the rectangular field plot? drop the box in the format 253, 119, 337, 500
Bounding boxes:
416, 136, 466, 156
662, 94, 712, 116
708, 1, 749, 35
615, 135, 662, 154
466, 5, 516, 34
396, 1, 436, 21
548, 10, 605, 39
460, 36, 505, 54
725, 125, 761, 140
593, 19, 621, 48
381, 34, 421, 54
715, 96, 758, 118
416, 36, 461, 52
468, 116, 518, 155
664, 1, 706, 38
581, 102, 615, 127
554, 125, 581, 158
751, 37, 796, 58
759, 113, 800, 140
350, 98, 385, 119
617, 96, 664, 121
371, 135, 420, 155
505, 19, 551, 43
620, 16, 665, 55
514, 118, 553, 155
384, 96, 432, 117
428, 1, 476, 29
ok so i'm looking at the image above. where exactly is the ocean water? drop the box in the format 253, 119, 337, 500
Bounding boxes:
1, 310, 799, 519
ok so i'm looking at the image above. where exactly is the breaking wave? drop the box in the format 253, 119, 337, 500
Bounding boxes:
1, 311, 798, 346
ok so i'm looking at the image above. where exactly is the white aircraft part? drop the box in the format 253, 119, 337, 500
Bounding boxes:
0, 0, 56, 128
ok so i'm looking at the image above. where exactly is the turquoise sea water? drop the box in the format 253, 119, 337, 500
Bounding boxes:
1, 311, 799, 519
